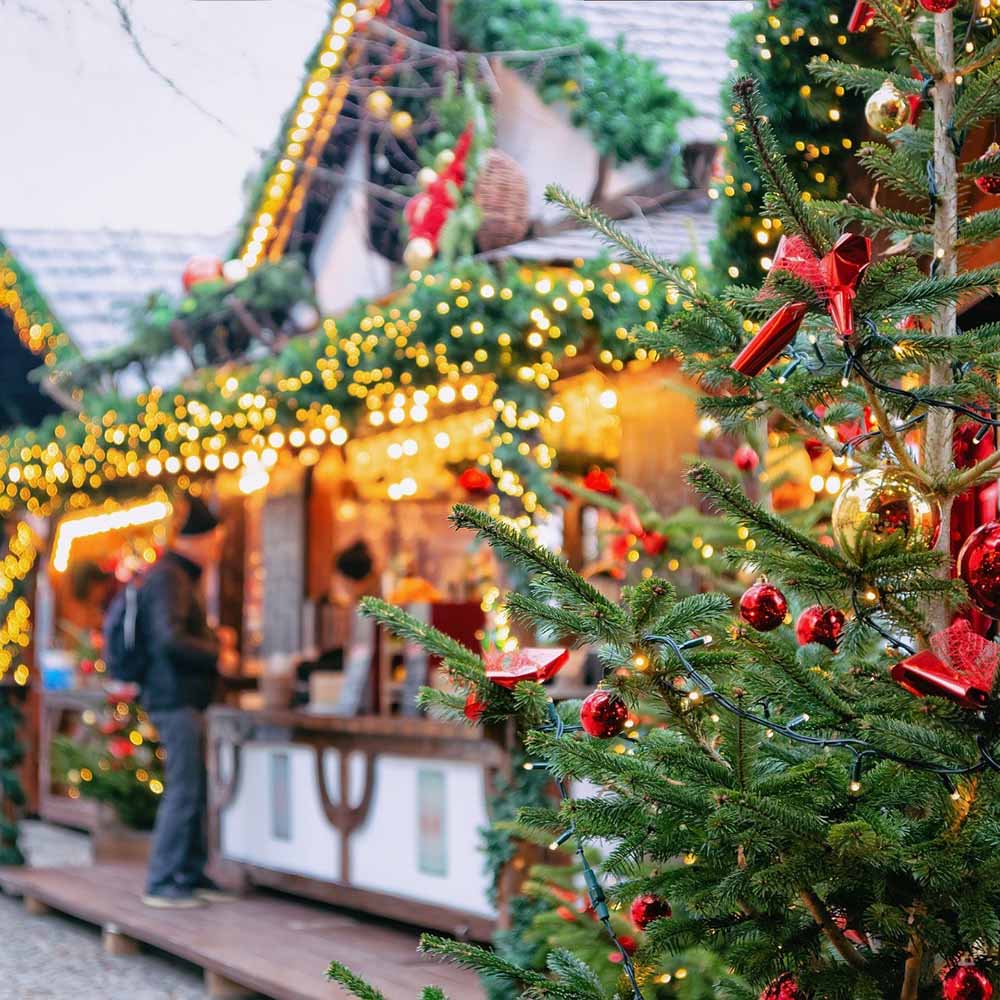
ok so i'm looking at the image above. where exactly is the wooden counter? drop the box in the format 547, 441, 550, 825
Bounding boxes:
207, 707, 510, 940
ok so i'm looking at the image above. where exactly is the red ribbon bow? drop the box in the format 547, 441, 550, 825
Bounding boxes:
890, 620, 997, 709
485, 647, 569, 688
731, 302, 808, 377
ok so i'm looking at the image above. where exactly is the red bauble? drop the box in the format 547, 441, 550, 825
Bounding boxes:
942, 965, 993, 1000
463, 693, 486, 722
974, 145, 1000, 196
641, 531, 668, 557
182, 256, 224, 291
795, 605, 846, 651
918, 0, 957, 10
739, 582, 788, 632
458, 467, 492, 494
958, 522, 1000, 618
580, 690, 629, 738
761, 974, 807, 1000
734, 444, 760, 473
629, 893, 671, 930
583, 468, 616, 495
608, 935, 637, 963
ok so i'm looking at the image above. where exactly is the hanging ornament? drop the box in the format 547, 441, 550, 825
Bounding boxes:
629, 893, 671, 930
760, 974, 808, 1000
583, 467, 616, 495
182, 256, 224, 291
942, 965, 993, 1000
973, 143, 1000, 196
458, 467, 493, 494
365, 88, 393, 119
848, 0, 914, 31
918, 0, 958, 11
831, 469, 941, 561
795, 606, 846, 651
891, 621, 996, 709
416, 166, 438, 191
734, 444, 760, 472
389, 110, 413, 137
731, 302, 808, 377
580, 689, 629, 738
463, 693, 486, 722
485, 648, 569, 688
821, 233, 872, 339
739, 581, 789, 632
403, 237, 435, 270
958, 521, 1000, 618
641, 531, 668, 557
865, 80, 910, 134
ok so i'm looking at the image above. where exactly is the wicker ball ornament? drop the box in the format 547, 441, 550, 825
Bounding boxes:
580, 690, 629, 738
865, 80, 910, 133
739, 582, 789, 632
942, 965, 993, 1000
474, 149, 530, 251
831, 469, 941, 561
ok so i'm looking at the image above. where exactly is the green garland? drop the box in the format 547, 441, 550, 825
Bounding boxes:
452, 0, 691, 174
0, 256, 669, 516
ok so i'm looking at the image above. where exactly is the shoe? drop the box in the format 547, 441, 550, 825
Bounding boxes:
142, 886, 204, 909
190, 877, 237, 903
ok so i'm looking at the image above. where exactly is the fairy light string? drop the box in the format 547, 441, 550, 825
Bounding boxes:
645, 634, 1000, 798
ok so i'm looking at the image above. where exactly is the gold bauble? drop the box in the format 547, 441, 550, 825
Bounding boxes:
865, 80, 909, 134
366, 89, 393, 120
416, 166, 438, 191
434, 148, 456, 172
831, 468, 941, 561
403, 237, 435, 270
390, 110, 413, 137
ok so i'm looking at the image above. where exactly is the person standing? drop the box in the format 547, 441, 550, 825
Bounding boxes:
138, 496, 238, 908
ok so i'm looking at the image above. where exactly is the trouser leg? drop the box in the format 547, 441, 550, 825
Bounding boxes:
145, 708, 205, 894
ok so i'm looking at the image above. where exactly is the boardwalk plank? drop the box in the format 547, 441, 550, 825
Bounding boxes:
0, 864, 485, 1000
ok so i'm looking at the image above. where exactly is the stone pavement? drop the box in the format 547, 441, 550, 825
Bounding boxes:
0, 821, 217, 1000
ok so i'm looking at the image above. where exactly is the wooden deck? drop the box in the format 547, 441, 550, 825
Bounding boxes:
0, 863, 485, 1000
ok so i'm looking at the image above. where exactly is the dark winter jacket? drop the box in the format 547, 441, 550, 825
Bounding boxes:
137, 551, 219, 711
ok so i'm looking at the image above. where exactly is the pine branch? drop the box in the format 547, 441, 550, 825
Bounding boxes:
954, 63, 1000, 132
686, 464, 849, 572
449, 505, 628, 627
360, 597, 484, 673
421, 990, 450, 1000
730, 76, 833, 256
799, 888, 871, 972
856, 143, 929, 201
808, 58, 919, 97
326, 962, 388, 1000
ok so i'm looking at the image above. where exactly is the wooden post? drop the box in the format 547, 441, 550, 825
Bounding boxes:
102, 924, 140, 956
204, 970, 254, 999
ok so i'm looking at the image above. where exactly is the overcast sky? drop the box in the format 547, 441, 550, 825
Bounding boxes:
0, 0, 333, 235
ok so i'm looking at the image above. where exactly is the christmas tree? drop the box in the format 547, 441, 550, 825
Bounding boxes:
330, 2, 1000, 997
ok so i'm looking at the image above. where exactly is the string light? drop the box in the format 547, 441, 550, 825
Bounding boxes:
52, 497, 172, 573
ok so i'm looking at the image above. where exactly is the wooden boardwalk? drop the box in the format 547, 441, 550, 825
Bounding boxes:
0, 863, 485, 1000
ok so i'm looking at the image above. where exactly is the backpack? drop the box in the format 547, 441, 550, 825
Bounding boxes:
103, 581, 148, 684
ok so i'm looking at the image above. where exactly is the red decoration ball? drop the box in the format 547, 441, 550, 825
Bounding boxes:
583, 468, 616, 495
734, 444, 760, 473
975, 173, 1000, 197
463, 693, 486, 722
942, 966, 993, 1000
181, 255, 224, 291
760, 974, 808, 1000
458, 467, 492, 494
918, 0, 957, 10
739, 582, 789, 632
795, 605, 846, 651
958, 521, 1000, 619
629, 893, 671, 930
580, 690, 629, 738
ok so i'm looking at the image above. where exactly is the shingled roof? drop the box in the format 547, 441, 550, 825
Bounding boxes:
557, 0, 742, 146
2, 228, 227, 358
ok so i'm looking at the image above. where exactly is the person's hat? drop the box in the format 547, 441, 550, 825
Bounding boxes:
178, 495, 220, 536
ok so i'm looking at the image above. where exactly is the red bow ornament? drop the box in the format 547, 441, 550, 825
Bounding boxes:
890, 620, 997, 709
848, 1, 876, 31
485, 647, 569, 688
821, 233, 872, 339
